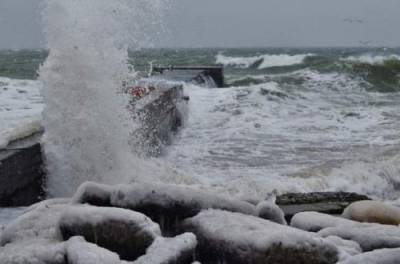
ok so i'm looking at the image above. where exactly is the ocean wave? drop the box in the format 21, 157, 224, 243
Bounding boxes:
343, 54, 400, 65
216, 53, 313, 69
0, 77, 43, 148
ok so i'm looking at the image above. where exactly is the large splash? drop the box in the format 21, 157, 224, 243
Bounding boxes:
39, 0, 171, 197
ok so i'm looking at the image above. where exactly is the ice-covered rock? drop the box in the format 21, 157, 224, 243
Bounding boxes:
290, 212, 358, 232
325, 236, 362, 258
183, 209, 339, 264
73, 182, 256, 234
58, 205, 161, 261
0, 199, 68, 246
342, 200, 400, 225
133, 233, 197, 264
66, 236, 121, 264
0, 239, 66, 264
338, 248, 400, 264
72, 182, 112, 206
256, 200, 287, 225
318, 223, 400, 251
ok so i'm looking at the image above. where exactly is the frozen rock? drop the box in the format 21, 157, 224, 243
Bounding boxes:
318, 223, 400, 251
256, 200, 287, 225
337, 248, 400, 264
0, 200, 68, 246
290, 212, 358, 232
184, 209, 339, 264
0, 239, 66, 264
325, 236, 362, 257
133, 233, 197, 264
73, 182, 256, 234
66, 236, 121, 264
58, 205, 161, 261
72, 182, 112, 206
342, 200, 400, 225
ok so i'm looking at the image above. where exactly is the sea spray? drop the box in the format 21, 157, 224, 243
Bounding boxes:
39, 0, 173, 197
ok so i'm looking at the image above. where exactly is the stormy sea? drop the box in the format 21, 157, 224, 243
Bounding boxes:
1, 47, 400, 204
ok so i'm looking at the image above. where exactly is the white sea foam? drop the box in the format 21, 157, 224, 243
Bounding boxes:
344, 54, 400, 65
39, 0, 178, 197
0, 77, 43, 148
162, 70, 400, 201
216, 53, 311, 69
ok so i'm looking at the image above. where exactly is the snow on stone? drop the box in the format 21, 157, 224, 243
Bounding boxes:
184, 209, 339, 263
133, 233, 197, 264
290, 211, 359, 232
0, 200, 68, 246
318, 222, 400, 251
109, 182, 256, 216
325, 236, 362, 260
59, 205, 161, 238
0, 239, 66, 264
0, 207, 27, 227
72, 182, 113, 205
66, 236, 121, 264
0, 77, 43, 148
59, 205, 161, 260
338, 248, 400, 264
342, 200, 400, 225
256, 200, 287, 225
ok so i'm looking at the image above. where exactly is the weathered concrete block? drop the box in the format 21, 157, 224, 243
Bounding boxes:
276, 192, 370, 221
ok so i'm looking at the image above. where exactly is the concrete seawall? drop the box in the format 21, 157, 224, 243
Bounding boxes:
0, 85, 186, 206
0, 132, 45, 206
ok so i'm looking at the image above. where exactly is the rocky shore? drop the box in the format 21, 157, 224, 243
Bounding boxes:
1, 182, 400, 264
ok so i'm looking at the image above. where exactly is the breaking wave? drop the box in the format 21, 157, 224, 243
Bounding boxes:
216, 53, 313, 69
343, 54, 400, 65
39, 0, 177, 197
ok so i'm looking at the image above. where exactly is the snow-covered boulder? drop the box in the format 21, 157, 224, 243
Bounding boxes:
72, 182, 112, 206
338, 248, 400, 264
290, 212, 358, 232
342, 200, 400, 225
256, 201, 287, 225
66, 236, 121, 264
183, 209, 339, 264
73, 182, 256, 234
325, 236, 362, 259
133, 233, 197, 264
318, 223, 400, 251
0, 239, 66, 264
0, 199, 69, 246
58, 205, 161, 261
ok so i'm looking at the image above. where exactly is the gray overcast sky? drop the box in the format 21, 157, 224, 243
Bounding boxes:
0, 0, 399, 49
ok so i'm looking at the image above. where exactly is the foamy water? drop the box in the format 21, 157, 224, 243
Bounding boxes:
40, 0, 173, 197
216, 53, 312, 69
0, 77, 43, 148
162, 69, 400, 201
1, 43, 400, 202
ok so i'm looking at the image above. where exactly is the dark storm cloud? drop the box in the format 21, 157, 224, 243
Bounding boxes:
0, 0, 399, 49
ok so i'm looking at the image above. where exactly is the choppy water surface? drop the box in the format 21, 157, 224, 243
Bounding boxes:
1, 47, 400, 201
